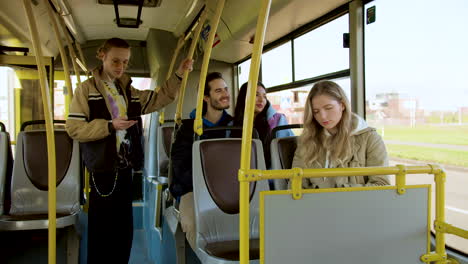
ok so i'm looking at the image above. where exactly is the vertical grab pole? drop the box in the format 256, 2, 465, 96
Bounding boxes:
193, 0, 225, 136
174, 10, 207, 125
75, 41, 89, 79
46, 2, 74, 119
57, 15, 82, 88
435, 170, 447, 264
239, 0, 271, 263
23, 1, 57, 264
159, 35, 186, 124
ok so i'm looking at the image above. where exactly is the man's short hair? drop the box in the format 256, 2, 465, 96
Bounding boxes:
205, 72, 224, 97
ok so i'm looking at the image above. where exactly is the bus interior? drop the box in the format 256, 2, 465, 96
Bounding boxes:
0, 0, 467, 263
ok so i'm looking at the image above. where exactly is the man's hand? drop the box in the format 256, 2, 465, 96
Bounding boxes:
112, 117, 138, 130
175, 58, 194, 77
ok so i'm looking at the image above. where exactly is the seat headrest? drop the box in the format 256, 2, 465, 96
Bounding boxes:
200, 140, 257, 214
22, 131, 73, 190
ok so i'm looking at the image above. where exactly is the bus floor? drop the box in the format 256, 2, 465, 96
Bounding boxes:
78, 203, 201, 264
79, 204, 153, 264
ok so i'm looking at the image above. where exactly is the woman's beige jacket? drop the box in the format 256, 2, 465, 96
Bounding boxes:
292, 114, 390, 189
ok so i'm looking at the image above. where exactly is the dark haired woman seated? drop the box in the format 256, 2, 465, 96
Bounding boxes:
233, 82, 294, 169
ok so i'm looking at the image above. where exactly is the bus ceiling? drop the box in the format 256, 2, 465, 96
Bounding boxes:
0, 0, 349, 63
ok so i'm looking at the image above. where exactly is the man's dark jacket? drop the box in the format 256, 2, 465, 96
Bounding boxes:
169, 110, 233, 198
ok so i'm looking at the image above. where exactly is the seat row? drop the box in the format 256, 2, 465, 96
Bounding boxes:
0, 120, 80, 231
153, 116, 299, 263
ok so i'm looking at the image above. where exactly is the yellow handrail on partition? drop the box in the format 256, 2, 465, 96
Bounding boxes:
159, 35, 186, 124
238, 0, 272, 262
237, 163, 468, 263
174, 10, 207, 125
193, 0, 225, 136
23, 1, 57, 263
46, 2, 73, 119
434, 169, 447, 264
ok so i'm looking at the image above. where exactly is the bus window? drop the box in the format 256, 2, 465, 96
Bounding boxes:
294, 14, 349, 81
131, 77, 152, 91
262, 41, 292, 87
364, 0, 468, 254
266, 76, 350, 135
0, 67, 15, 134
238, 59, 251, 88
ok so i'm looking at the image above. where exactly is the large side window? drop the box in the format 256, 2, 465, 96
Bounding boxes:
261, 41, 292, 87
266, 76, 350, 132
294, 14, 349, 81
365, 0, 468, 253
237, 59, 251, 87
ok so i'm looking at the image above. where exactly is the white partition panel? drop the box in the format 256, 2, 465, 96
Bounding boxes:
261, 186, 430, 264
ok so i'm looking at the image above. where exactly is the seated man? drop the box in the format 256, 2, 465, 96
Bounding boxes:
170, 72, 232, 248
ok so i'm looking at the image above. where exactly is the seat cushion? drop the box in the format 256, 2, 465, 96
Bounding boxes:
204, 239, 260, 260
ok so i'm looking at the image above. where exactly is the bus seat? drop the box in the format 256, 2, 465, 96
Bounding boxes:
192, 138, 268, 263
270, 136, 298, 190
0, 123, 13, 216
0, 129, 80, 230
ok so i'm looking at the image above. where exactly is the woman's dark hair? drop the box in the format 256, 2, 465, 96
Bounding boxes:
233, 82, 272, 166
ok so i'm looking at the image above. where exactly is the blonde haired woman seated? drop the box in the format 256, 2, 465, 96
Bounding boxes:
292, 80, 390, 189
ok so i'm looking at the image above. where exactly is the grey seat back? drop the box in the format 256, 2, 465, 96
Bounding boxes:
270, 136, 297, 190
192, 138, 268, 263
9, 130, 80, 215
0, 129, 13, 215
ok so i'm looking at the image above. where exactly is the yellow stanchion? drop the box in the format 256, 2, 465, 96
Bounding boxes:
46, 2, 73, 119
159, 35, 186, 124
238, 0, 272, 263
434, 169, 447, 264
83, 168, 90, 212
75, 41, 90, 79
174, 10, 207, 125
14, 88, 21, 138
193, 0, 225, 136
23, 0, 57, 263
57, 14, 82, 88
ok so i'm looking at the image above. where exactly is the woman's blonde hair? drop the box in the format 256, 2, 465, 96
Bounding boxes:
96, 38, 130, 60
298, 80, 353, 167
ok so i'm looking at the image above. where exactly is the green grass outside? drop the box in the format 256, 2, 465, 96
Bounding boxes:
376, 125, 468, 146
387, 144, 468, 168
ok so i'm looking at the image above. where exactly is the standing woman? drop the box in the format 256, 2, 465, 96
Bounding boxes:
234, 82, 294, 168
292, 80, 390, 189
66, 38, 193, 263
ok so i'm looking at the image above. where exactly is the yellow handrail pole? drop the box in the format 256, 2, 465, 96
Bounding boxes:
83, 168, 90, 212
435, 169, 447, 264
238, 0, 271, 263
193, 0, 225, 136
23, 1, 57, 264
174, 10, 207, 125
75, 41, 89, 79
46, 2, 73, 118
57, 15, 82, 88
159, 35, 186, 124
14, 88, 21, 138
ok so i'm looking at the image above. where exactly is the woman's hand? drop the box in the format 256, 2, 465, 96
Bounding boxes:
175, 58, 194, 77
